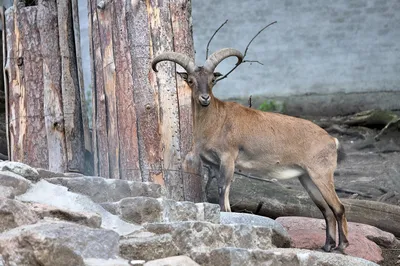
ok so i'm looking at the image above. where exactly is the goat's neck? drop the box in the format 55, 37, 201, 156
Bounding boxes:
192, 97, 225, 140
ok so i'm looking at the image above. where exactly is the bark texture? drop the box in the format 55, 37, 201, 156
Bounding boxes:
88, 0, 200, 201
4, 1, 86, 173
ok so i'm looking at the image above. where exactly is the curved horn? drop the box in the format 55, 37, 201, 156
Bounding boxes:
204, 48, 243, 72
152, 52, 196, 74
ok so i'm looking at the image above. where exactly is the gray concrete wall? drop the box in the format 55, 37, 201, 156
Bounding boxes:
192, 0, 400, 100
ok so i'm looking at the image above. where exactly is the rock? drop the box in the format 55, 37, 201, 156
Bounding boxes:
275, 216, 398, 263
36, 168, 86, 179
0, 198, 39, 233
196, 203, 220, 224
206, 247, 379, 266
114, 197, 219, 225
16, 180, 142, 236
144, 255, 200, 266
0, 161, 39, 182
26, 202, 102, 228
120, 233, 180, 261
0, 171, 31, 196
207, 174, 400, 237
0, 220, 120, 265
46, 176, 165, 203
0, 185, 14, 199
120, 221, 290, 261
84, 258, 132, 266
220, 212, 288, 245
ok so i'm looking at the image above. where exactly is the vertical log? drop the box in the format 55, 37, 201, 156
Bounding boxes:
71, 0, 92, 154
89, 0, 110, 178
57, 0, 85, 172
170, 0, 203, 202
112, 0, 141, 181
5, 4, 48, 168
148, 0, 184, 200
96, 0, 120, 179
37, 0, 68, 172
126, 0, 162, 183
1, 6, 10, 159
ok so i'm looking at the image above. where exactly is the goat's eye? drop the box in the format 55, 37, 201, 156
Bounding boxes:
211, 77, 216, 83
187, 79, 193, 84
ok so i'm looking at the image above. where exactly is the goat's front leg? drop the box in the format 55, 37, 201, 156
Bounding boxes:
183, 151, 201, 175
217, 158, 235, 212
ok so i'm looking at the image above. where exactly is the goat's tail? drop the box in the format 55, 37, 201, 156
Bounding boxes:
334, 138, 346, 163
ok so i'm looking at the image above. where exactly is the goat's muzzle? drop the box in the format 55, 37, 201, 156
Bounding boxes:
199, 94, 211, 106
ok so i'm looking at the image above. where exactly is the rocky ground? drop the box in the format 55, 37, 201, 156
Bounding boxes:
0, 161, 388, 266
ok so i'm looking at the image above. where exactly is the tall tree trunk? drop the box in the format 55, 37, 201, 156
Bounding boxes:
3, 0, 86, 173
88, 0, 203, 201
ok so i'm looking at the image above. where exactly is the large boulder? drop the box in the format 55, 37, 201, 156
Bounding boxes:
0, 161, 39, 182
26, 202, 102, 228
0, 221, 119, 266
0, 198, 39, 233
276, 216, 399, 263
120, 221, 290, 262
46, 176, 166, 203
16, 180, 142, 235
0, 171, 31, 196
206, 247, 379, 266
107, 197, 220, 224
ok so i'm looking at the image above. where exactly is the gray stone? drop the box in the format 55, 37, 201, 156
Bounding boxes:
196, 202, 220, 224
84, 258, 132, 266
120, 221, 290, 261
114, 197, 219, 225
220, 212, 289, 244
144, 256, 200, 266
16, 180, 142, 236
0, 161, 39, 182
205, 247, 379, 266
46, 176, 165, 202
0, 171, 32, 196
0, 185, 14, 199
0, 198, 39, 233
26, 202, 102, 228
120, 233, 180, 261
0, 221, 120, 265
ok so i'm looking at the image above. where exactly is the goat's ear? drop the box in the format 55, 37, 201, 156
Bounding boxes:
213, 72, 223, 78
177, 72, 188, 81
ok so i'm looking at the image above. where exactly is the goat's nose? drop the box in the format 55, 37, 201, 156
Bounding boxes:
200, 94, 210, 101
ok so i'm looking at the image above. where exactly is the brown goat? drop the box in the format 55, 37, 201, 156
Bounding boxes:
151, 48, 349, 252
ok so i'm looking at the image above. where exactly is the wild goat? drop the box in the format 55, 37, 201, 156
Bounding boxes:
151, 48, 349, 252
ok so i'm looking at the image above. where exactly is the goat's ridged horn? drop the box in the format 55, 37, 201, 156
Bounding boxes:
204, 48, 243, 72
152, 52, 196, 74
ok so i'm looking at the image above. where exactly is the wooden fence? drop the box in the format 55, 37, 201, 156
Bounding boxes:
2, 0, 203, 202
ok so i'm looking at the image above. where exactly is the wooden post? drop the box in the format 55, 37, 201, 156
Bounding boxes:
4, 0, 86, 173
88, 0, 203, 201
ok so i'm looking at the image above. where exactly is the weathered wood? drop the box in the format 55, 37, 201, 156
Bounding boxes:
148, 0, 184, 200
37, 0, 68, 172
72, 0, 92, 154
57, 0, 85, 172
1, 6, 10, 158
89, 0, 110, 178
97, 1, 120, 179
111, 0, 141, 181
170, 0, 203, 202
126, 0, 162, 183
5, 5, 48, 168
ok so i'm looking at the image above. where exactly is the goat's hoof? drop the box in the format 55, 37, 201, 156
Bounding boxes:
322, 243, 336, 252
334, 241, 349, 253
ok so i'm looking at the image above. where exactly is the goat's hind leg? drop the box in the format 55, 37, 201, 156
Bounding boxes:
299, 174, 337, 252
308, 170, 349, 252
